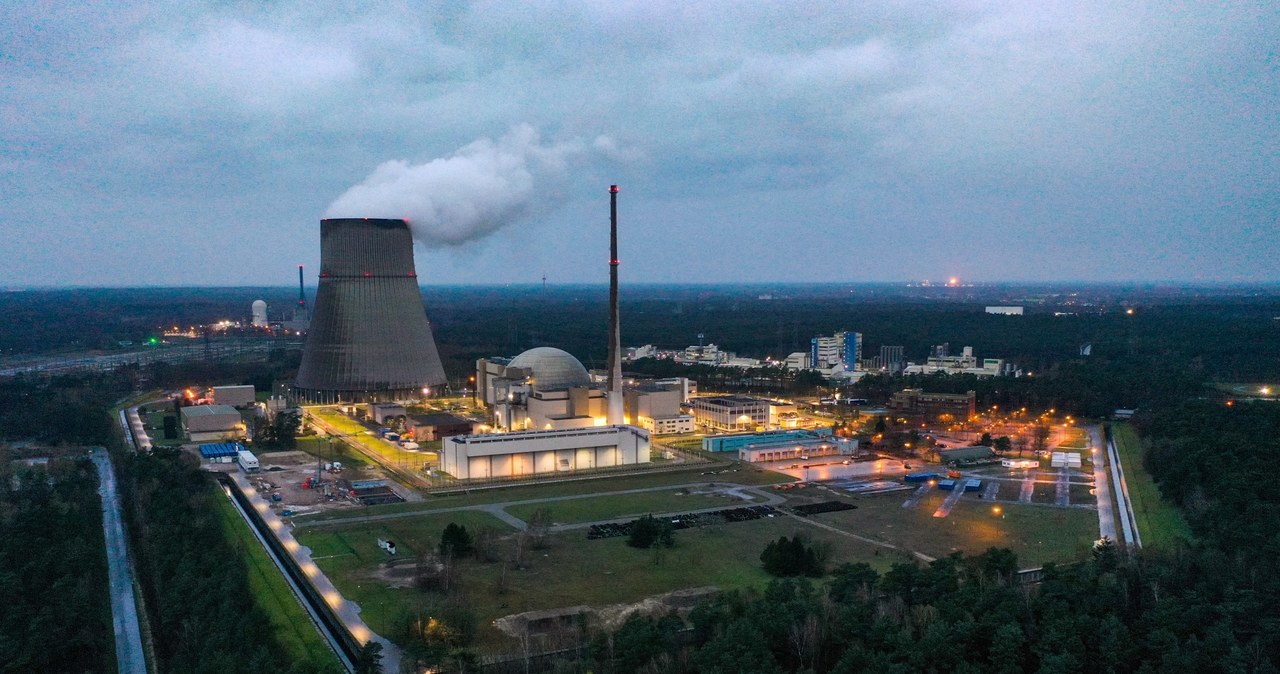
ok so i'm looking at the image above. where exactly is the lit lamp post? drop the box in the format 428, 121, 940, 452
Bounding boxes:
992, 505, 1004, 540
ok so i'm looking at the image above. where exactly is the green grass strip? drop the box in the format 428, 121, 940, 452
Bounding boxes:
213, 488, 342, 668
1113, 423, 1195, 547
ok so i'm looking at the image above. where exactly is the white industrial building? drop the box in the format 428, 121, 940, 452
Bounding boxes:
441, 425, 651, 480
180, 404, 246, 442
690, 395, 771, 432
902, 346, 1009, 377
986, 306, 1025, 316
477, 347, 693, 434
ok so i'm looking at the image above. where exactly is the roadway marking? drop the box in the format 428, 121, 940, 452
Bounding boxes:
1019, 471, 1036, 503
932, 485, 965, 518
901, 483, 931, 509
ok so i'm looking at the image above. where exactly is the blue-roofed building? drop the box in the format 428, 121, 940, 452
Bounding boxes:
199, 442, 244, 462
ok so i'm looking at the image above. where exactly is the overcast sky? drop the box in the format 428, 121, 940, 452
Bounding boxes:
2, 1, 1276, 287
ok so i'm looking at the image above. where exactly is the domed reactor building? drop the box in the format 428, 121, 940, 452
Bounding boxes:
295, 218, 447, 403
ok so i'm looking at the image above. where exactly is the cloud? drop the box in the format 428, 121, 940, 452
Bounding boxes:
326, 125, 583, 246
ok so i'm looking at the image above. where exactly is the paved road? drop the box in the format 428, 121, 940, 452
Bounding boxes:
92, 450, 147, 674
296, 481, 770, 530
1088, 426, 1119, 542
1055, 467, 1070, 506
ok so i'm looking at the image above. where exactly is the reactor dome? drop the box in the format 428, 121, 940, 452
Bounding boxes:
506, 347, 592, 390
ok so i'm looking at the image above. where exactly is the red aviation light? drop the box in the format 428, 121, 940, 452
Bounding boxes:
609, 185, 619, 193
364, 272, 371, 277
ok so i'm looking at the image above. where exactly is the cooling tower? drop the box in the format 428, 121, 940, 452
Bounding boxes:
295, 218, 447, 403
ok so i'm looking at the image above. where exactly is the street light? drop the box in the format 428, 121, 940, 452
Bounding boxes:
992, 505, 1004, 540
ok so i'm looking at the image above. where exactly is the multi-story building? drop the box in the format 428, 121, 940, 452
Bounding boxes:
886, 388, 977, 423
810, 331, 861, 372
690, 395, 771, 432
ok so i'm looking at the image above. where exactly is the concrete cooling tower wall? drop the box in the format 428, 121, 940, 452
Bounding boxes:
296, 218, 447, 403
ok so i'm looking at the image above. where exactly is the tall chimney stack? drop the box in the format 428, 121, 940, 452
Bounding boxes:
607, 185, 624, 425
297, 265, 306, 314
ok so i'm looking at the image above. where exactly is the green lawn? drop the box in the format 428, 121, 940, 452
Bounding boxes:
1055, 428, 1089, 449
829, 490, 1098, 569
1112, 423, 1194, 546
295, 467, 793, 524
213, 490, 340, 669
295, 510, 514, 634
505, 488, 760, 525
302, 511, 914, 654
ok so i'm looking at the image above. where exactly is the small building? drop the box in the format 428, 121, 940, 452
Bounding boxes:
937, 445, 996, 465
211, 385, 256, 408
371, 403, 409, 425
236, 449, 259, 472
1002, 458, 1039, 469
199, 442, 243, 463
181, 405, 246, 442
737, 436, 856, 463
440, 425, 650, 480
409, 412, 479, 442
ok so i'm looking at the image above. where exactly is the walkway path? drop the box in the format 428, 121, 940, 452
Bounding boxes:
1019, 471, 1037, 503
92, 450, 147, 674
932, 485, 966, 518
1088, 425, 1118, 542
901, 483, 932, 509
1056, 467, 1070, 506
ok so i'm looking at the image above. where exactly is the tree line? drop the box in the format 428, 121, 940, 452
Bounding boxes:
0, 454, 113, 673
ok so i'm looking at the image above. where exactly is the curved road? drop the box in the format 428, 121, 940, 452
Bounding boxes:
92, 450, 147, 674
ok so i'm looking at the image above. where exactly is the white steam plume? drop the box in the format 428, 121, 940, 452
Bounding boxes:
326, 124, 582, 245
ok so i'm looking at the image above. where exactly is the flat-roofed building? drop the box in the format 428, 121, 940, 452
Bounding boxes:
180, 404, 246, 442
211, 385, 256, 408
409, 412, 479, 442
887, 388, 977, 423
690, 395, 771, 432
440, 425, 650, 480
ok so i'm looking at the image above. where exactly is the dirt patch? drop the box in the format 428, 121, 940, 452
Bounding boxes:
494, 586, 720, 638
366, 557, 425, 589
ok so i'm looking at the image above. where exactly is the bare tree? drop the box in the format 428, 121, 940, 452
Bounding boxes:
527, 508, 553, 550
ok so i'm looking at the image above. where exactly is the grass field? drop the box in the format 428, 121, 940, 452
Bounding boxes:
213, 488, 340, 669
1112, 423, 1194, 546
830, 491, 1098, 568
301, 511, 915, 653
1055, 427, 1090, 450
295, 467, 793, 524
295, 510, 516, 635
505, 488, 760, 525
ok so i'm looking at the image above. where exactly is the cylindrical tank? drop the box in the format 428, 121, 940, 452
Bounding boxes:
251, 299, 268, 327
295, 218, 447, 402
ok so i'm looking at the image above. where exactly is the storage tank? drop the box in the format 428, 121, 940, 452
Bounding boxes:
251, 299, 268, 327
295, 218, 447, 402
